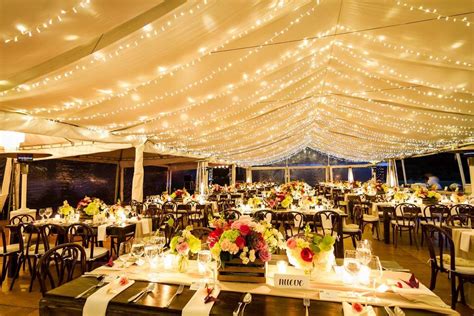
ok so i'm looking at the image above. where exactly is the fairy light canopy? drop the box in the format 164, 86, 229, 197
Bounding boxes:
0, 0, 472, 166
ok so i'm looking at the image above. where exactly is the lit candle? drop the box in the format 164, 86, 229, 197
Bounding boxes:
164, 254, 174, 270
276, 260, 288, 274
198, 262, 207, 274
54, 214, 60, 220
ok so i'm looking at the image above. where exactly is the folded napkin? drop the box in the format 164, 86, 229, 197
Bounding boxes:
141, 219, 151, 235
460, 231, 474, 252
83, 277, 135, 316
342, 302, 375, 316
182, 286, 221, 316
97, 224, 108, 242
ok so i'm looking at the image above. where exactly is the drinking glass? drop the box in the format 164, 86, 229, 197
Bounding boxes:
131, 239, 145, 262
145, 245, 159, 267
118, 241, 132, 267
152, 231, 166, 257
344, 250, 361, 290
197, 250, 211, 276
356, 240, 372, 266
367, 255, 383, 301
39, 208, 46, 222
45, 207, 53, 221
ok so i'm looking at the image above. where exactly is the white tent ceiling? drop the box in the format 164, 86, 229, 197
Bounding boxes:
0, 0, 473, 165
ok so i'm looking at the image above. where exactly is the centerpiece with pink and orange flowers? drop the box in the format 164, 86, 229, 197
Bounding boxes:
209, 216, 284, 283
286, 225, 336, 276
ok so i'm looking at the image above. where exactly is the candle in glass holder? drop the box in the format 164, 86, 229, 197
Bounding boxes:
276, 260, 288, 274
54, 214, 60, 220
164, 254, 174, 270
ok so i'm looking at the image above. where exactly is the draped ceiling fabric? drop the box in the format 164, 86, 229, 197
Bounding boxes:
0, 0, 473, 166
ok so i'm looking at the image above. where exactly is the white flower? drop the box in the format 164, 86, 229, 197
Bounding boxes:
249, 249, 256, 262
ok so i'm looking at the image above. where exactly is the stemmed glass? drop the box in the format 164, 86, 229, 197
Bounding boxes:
118, 241, 132, 267
197, 250, 211, 277
344, 250, 361, 296
152, 231, 166, 258
356, 240, 372, 266
39, 208, 46, 222
367, 255, 383, 301
45, 208, 53, 221
131, 239, 145, 264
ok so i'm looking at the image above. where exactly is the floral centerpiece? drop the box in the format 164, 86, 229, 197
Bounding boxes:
209, 216, 284, 282
170, 188, 190, 200
76, 196, 106, 219
246, 196, 263, 209
414, 187, 441, 205
169, 226, 201, 272
58, 200, 75, 220
451, 191, 466, 204
286, 225, 335, 275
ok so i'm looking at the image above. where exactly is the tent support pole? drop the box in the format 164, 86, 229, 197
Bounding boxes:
456, 153, 466, 189
131, 143, 145, 202
401, 159, 407, 185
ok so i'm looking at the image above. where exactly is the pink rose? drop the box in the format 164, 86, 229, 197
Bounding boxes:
286, 238, 297, 249
176, 242, 189, 255
258, 247, 271, 262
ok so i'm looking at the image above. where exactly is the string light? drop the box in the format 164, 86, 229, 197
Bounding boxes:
395, 1, 472, 27
3, 0, 92, 44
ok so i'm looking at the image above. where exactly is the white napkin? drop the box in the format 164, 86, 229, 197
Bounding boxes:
97, 224, 108, 242
182, 286, 221, 316
459, 231, 474, 252
141, 219, 151, 235
83, 279, 135, 316
342, 302, 376, 316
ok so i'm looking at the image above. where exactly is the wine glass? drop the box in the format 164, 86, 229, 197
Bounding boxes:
145, 245, 159, 267
39, 209, 46, 222
356, 240, 372, 266
131, 239, 145, 264
367, 256, 383, 301
118, 241, 132, 267
344, 250, 361, 294
45, 207, 53, 221
152, 231, 166, 257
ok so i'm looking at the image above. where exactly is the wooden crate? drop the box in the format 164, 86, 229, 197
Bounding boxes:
218, 258, 266, 283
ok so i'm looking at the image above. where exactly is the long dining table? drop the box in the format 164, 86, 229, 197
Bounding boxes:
39, 258, 457, 315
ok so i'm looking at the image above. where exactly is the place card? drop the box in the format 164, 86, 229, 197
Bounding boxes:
274, 273, 309, 289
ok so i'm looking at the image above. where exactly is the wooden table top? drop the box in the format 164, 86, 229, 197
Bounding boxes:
39, 277, 444, 316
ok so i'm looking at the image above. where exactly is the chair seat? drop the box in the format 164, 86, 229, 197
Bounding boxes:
0, 243, 20, 254
420, 221, 443, 226
391, 220, 415, 226
343, 224, 360, 233
362, 214, 379, 222
25, 243, 55, 255
84, 247, 109, 259
436, 255, 474, 275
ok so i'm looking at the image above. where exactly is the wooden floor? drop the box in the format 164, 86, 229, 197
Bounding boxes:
0, 226, 473, 316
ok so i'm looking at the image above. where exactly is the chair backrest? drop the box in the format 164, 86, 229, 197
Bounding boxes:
0, 225, 23, 255
162, 201, 177, 213
65, 223, 96, 258
223, 209, 241, 221
313, 211, 340, 237
422, 204, 449, 225
190, 227, 212, 244
9, 214, 35, 225
450, 204, 473, 216
158, 213, 178, 247
36, 243, 86, 296
24, 223, 46, 257
41, 224, 66, 249
423, 224, 455, 273
145, 204, 161, 217
253, 210, 275, 223
394, 203, 419, 225
280, 211, 305, 239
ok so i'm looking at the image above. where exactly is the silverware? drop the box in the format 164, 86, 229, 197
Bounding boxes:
393, 306, 405, 316
240, 293, 252, 316
384, 306, 395, 316
128, 283, 156, 303
166, 284, 184, 307
75, 276, 106, 299
303, 297, 310, 316
233, 301, 243, 316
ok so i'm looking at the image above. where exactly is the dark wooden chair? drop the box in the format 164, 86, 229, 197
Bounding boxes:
420, 204, 449, 246
157, 213, 178, 249
0, 225, 24, 289
313, 211, 343, 242
391, 203, 419, 248
36, 243, 87, 296
9, 214, 36, 226
190, 227, 212, 244
353, 203, 380, 240
253, 210, 277, 227
223, 209, 241, 221
65, 223, 109, 271
280, 211, 305, 239
423, 224, 474, 309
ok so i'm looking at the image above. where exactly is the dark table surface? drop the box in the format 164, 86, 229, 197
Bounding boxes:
39, 277, 445, 316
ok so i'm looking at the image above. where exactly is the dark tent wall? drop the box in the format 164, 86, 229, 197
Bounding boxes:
123, 166, 168, 202
27, 159, 116, 209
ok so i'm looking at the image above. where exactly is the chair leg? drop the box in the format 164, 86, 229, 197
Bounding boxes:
429, 266, 438, 290
9, 254, 23, 291
351, 235, 357, 248
451, 274, 458, 309
1, 255, 10, 284
394, 226, 398, 248
421, 226, 424, 246
459, 278, 466, 305
375, 223, 380, 240
409, 228, 413, 245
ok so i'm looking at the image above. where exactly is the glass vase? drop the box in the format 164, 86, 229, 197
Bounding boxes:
177, 254, 189, 273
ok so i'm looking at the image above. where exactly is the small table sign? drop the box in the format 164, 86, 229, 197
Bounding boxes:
274, 274, 309, 289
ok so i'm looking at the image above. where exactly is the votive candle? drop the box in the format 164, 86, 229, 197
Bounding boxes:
277, 260, 288, 274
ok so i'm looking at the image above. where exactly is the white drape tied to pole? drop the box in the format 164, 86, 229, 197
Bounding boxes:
386, 159, 398, 188
230, 164, 236, 186
245, 168, 252, 183
131, 143, 145, 202
348, 167, 354, 183
195, 161, 209, 194
0, 158, 12, 212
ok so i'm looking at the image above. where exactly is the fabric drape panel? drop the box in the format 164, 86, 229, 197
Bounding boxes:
131, 143, 145, 202
0, 158, 12, 212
